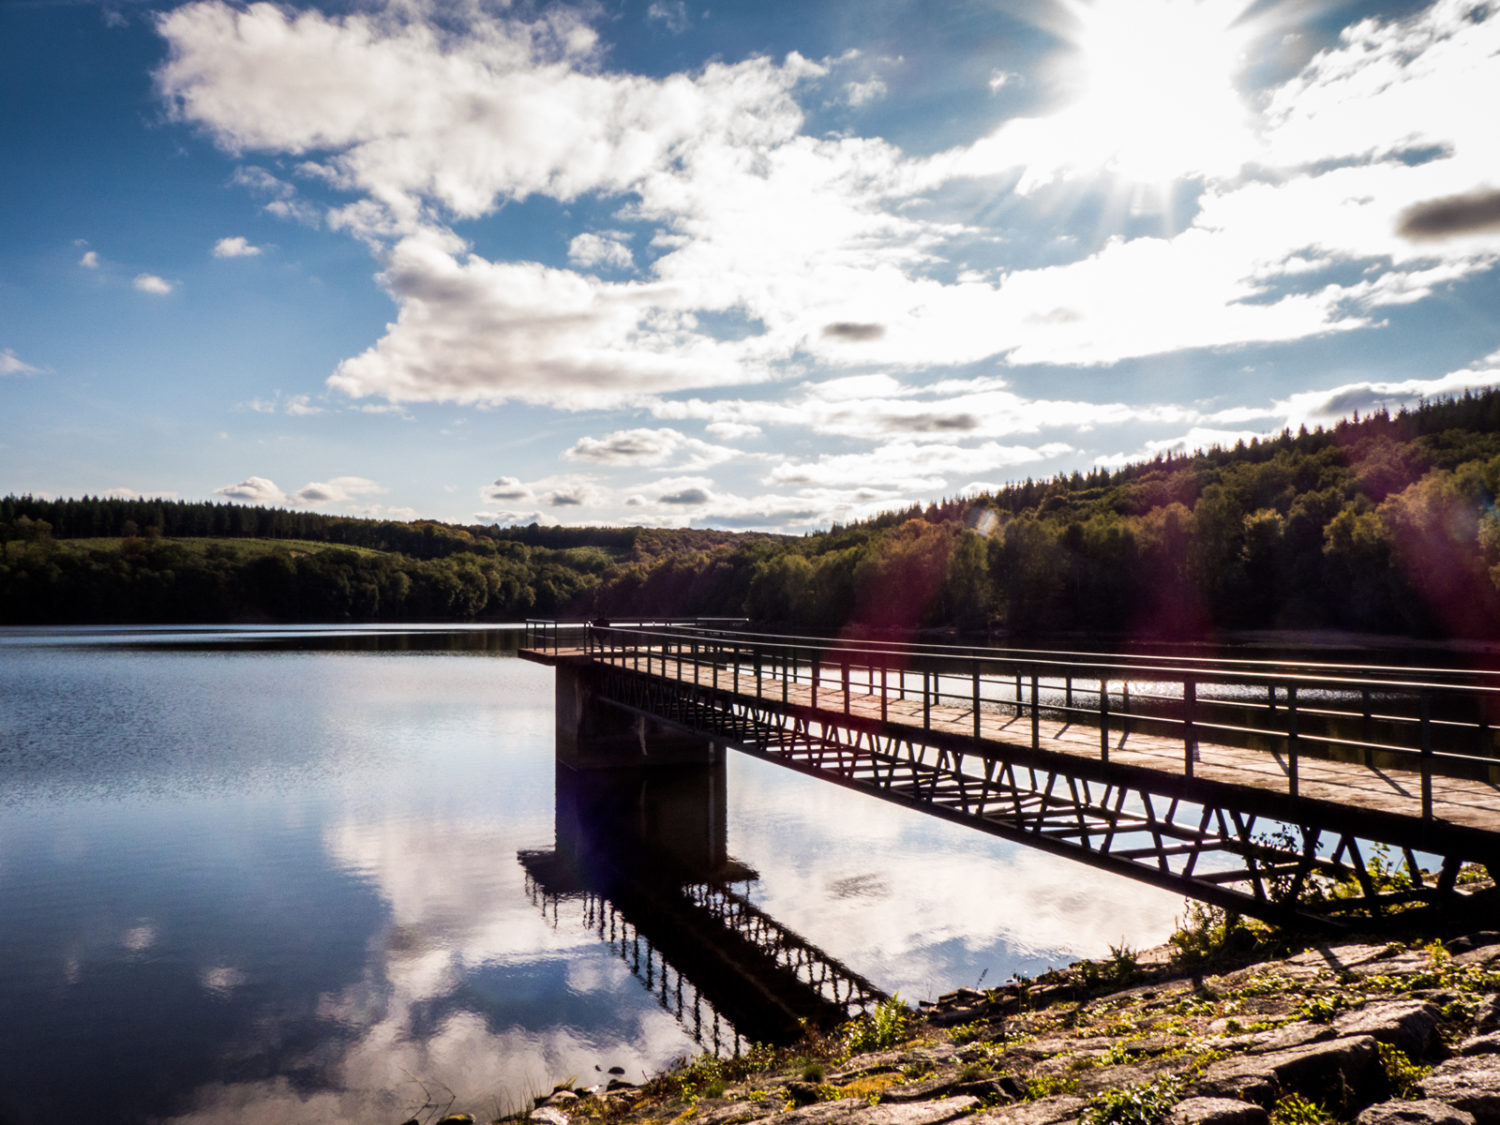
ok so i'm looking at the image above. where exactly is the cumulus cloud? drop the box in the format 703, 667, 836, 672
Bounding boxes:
152, 0, 1500, 435
79, 249, 100, 268
216, 476, 286, 505
821, 321, 885, 342
1397, 188, 1500, 240
133, 273, 173, 295
706, 421, 762, 440
484, 476, 533, 502
291, 476, 384, 505
658, 486, 709, 504
213, 235, 263, 257
767, 440, 1074, 492
1271, 355, 1500, 430
0, 349, 41, 376
567, 231, 633, 271
215, 475, 384, 507
562, 427, 735, 469
844, 78, 886, 106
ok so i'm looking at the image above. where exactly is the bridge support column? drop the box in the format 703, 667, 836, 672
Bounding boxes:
554, 658, 719, 770
554, 759, 731, 880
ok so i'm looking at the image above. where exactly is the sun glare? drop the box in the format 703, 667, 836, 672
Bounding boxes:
1053, 0, 1258, 186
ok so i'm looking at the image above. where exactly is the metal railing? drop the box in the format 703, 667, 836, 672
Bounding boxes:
569, 623, 1500, 821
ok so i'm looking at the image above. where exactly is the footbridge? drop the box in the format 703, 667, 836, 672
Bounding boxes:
520, 623, 1500, 931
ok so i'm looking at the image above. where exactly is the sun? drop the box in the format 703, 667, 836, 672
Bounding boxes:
1049, 0, 1260, 187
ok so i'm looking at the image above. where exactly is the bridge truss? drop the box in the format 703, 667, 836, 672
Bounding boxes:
590, 655, 1500, 931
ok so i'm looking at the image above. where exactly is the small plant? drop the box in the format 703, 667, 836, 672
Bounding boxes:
1169, 901, 1241, 967
1456, 863, 1492, 886
1377, 1042, 1431, 1099
845, 994, 911, 1054
1080, 1077, 1183, 1125
1024, 1074, 1081, 1100
1294, 994, 1352, 1023
957, 1062, 990, 1082
797, 1059, 825, 1083
949, 1021, 988, 1045
1271, 1094, 1329, 1125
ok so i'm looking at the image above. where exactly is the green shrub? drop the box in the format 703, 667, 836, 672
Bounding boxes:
1080, 1077, 1183, 1125
1271, 1094, 1330, 1125
844, 995, 911, 1054
1377, 1042, 1431, 1099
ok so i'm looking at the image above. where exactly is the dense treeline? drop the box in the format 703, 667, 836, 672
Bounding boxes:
7, 388, 1500, 634
582, 389, 1500, 639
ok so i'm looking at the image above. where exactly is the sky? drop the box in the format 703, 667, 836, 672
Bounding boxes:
3, 0, 1499, 532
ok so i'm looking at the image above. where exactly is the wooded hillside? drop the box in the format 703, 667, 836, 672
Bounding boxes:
6, 388, 1500, 636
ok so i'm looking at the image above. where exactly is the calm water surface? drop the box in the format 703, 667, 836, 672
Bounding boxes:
0, 626, 1181, 1125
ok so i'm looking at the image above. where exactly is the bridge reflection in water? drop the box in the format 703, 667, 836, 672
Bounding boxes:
518, 762, 886, 1054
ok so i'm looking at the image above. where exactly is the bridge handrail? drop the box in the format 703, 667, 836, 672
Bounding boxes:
567, 621, 1500, 817
581, 621, 1500, 694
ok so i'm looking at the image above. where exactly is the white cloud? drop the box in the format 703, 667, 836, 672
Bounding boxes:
0, 349, 41, 376
133, 273, 173, 295
154, 0, 1500, 426
483, 476, 533, 503
767, 439, 1074, 492
562, 426, 735, 469
706, 420, 761, 440
646, 0, 690, 34
567, 231, 633, 271
79, 249, 100, 268
213, 235, 262, 257
284, 394, 324, 416
1272, 353, 1500, 430
216, 476, 287, 505
844, 78, 886, 107
215, 475, 385, 507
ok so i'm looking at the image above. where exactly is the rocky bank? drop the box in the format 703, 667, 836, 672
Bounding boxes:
415, 921, 1500, 1125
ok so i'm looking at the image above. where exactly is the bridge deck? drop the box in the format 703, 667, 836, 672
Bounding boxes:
576, 650, 1500, 835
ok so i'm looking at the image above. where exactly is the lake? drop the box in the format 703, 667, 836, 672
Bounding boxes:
0, 626, 1182, 1124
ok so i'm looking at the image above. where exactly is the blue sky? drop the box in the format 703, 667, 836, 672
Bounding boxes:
3, 0, 1498, 531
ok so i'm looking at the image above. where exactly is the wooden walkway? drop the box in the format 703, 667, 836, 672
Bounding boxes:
587, 650, 1500, 836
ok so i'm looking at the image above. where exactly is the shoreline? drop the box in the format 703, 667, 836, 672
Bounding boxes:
451, 899, 1500, 1125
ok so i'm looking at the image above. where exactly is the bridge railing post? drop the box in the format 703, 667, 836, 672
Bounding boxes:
923, 669, 931, 730
881, 663, 888, 723
1100, 678, 1110, 764
1420, 688, 1433, 820
1287, 682, 1299, 798
811, 649, 819, 710
842, 660, 850, 716
973, 659, 981, 743
1030, 668, 1040, 750
1184, 675, 1198, 778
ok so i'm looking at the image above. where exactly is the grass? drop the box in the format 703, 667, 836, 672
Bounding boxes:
62, 536, 386, 557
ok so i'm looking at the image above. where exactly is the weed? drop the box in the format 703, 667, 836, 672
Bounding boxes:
1080, 1077, 1183, 1125
1377, 1042, 1431, 1099
949, 1021, 988, 1046
1271, 1094, 1329, 1125
957, 1062, 990, 1083
1169, 902, 1241, 967
797, 1060, 825, 1084
845, 995, 911, 1054
1294, 994, 1352, 1023
1024, 1075, 1081, 1100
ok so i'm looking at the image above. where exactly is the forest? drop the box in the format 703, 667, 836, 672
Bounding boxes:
7, 387, 1500, 638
